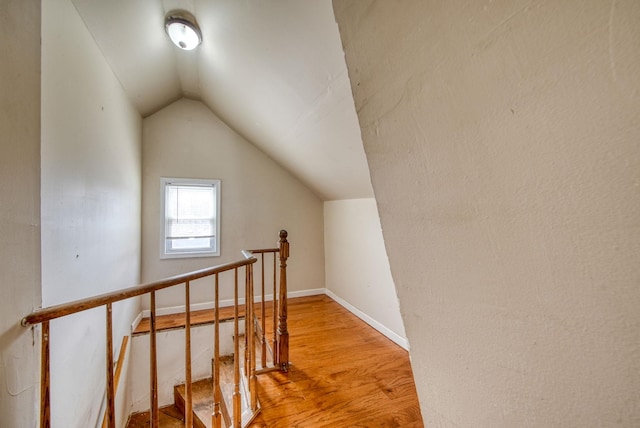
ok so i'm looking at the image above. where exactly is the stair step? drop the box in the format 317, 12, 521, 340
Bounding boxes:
174, 355, 259, 428
128, 317, 274, 427
126, 404, 185, 427
174, 378, 214, 428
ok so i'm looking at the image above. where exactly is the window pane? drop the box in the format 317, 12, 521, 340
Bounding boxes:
167, 237, 215, 251
161, 179, 220, 257
167, 219, 213, 239
166, 186, 215, 220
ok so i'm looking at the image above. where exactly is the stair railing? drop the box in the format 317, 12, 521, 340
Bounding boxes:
21, 230, 290, 428
249, 229, 290, 372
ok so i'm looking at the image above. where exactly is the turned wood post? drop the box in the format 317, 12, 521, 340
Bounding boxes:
277, 230, 290, 371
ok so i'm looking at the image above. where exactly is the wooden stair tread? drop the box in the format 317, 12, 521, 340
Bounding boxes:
175, 378, 215, 428
126, 405, 185, 427
133, 305, 247, 336
174, 354, 261, 428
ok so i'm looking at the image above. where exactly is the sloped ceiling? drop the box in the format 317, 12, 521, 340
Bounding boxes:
70, 0, 373, 201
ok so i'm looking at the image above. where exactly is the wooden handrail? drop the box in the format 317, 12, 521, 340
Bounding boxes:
21, 257, 256, 326
24, 230, 289, 428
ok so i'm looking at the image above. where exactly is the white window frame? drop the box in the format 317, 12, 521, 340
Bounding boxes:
160, 177, 221, 259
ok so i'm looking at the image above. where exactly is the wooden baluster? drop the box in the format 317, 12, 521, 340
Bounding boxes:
244, 268, 249, 378
246, 264, 253, 377
212, 273, 222, 428
150, 291, 159, 428
272, 251, 277, 366
102, 336, 129, 428
105, 304, 115, 428
233, 268, 241, 427
260, 253, 266, 369
244, 266, 250, 381
40, 321, 51, 428
185, 282, 193, 428
277, 230, 290, 371
249, 263, 258, 411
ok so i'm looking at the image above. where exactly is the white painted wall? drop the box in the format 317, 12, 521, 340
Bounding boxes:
141, 98, 324, 310
324, 199, 406, 348
0, 1, 41, 427
41, 0, 142, 426
334, 1, 640, 426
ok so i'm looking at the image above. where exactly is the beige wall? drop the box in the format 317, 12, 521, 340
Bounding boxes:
0, 1, 41, 427
142, 98, 324, 309
41, 0, 142, 426
324, 199, 406, 347
334, 1, 640, 426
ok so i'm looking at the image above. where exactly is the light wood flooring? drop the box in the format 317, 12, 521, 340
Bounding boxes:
128, 294, 423, 427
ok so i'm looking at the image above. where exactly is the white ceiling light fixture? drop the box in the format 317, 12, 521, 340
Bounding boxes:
165, 11, 202, 50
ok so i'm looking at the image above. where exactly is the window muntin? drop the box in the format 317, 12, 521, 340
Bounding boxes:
160, 178, 220, 258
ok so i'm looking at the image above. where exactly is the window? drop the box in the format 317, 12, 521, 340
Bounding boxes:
160, 177, 220, 258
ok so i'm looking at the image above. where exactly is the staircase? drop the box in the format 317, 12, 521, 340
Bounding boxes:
127, 318, 275, 428
173, 352, 260, 428
128, 353, 262, 428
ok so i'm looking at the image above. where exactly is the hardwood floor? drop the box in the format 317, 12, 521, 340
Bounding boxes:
128, 294, 423, 427
251, 295, 423, 427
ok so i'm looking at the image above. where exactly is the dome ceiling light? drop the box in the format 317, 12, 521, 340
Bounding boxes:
165, 11, 202, 50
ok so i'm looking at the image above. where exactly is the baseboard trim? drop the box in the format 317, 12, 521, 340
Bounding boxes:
288, 288, 326, 298
131, 311, 143, 333
324, 289, 409, 350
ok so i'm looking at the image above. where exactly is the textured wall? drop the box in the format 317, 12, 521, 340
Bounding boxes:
334, 1, 640, 426
0, 1, 41, 427
41, 0, 142, 425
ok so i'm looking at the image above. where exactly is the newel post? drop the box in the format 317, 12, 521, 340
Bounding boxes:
277, 230, 290, 371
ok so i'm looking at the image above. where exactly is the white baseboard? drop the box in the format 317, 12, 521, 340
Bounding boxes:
288, 288, 325, 298
131, 311, 143, 332
324, 289, 409, 350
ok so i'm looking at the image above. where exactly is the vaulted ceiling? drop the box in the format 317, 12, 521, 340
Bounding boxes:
70, 0, 373, 201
